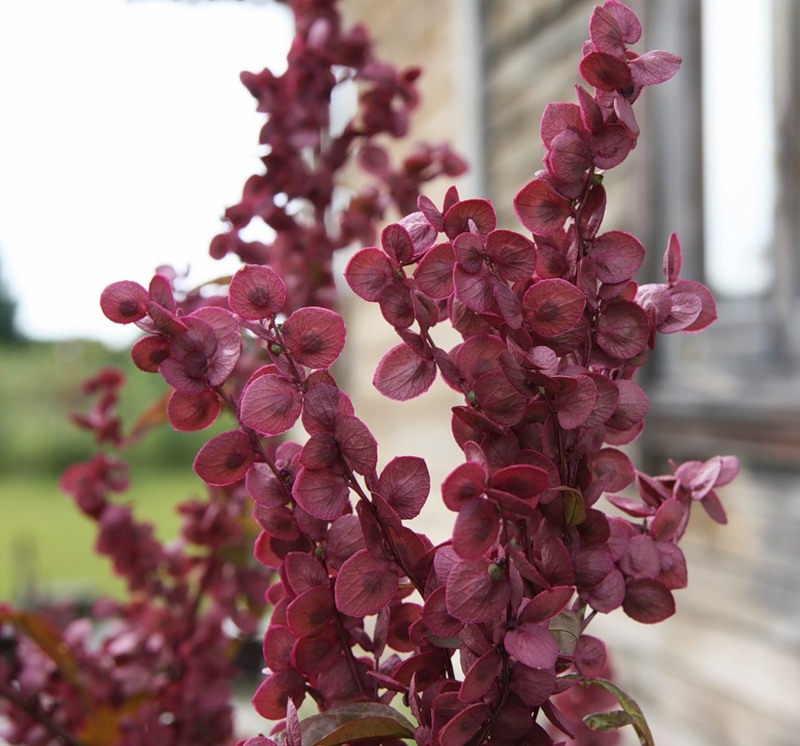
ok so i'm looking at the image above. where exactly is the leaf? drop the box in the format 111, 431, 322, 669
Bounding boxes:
485, 229, 537, 282
345, 247, 395, 301
443, 198, 497, 240
293, 467, 350, 521
446, 558, 511, 624
579, 52, 632, 92
561, 488, 586, 529
595, 300, 651, 359
504, 622, 559, 669
299, 703, 416, 746
301, 383, 355, 435
629, 50, 682, 87
229, 264, 286, 319
381, 222, 415, 264
438, 703, 491, 746
519, 586, 574, 624
622, 578, 675, 623
240, 373, 303, 436
334, 549, 400, 617
554, 375, 598, 430
441, 461, 486, 511
452, 497, 499, 559
522, 278, 586, 337
193, 430, 254, 486
414, 242, 456, 299
100, 280, 149, 323
662, 232, 682, 284
584, 710, 634, 731
580, 677, 656, 746
459, 648, 502, 703
378, 456, 430, 519
167, 389, 220, 432
590, 230, 645, 284
282, 307, 346, 369
513, 178, 572, 236
373, 343, 437, 401
286, 585, 335, 638
334, 415, 378, 476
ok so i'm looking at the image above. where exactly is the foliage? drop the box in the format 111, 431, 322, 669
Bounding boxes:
0, 1, 738, 745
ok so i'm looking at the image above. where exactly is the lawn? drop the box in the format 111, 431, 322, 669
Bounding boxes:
0, 469, 206, 601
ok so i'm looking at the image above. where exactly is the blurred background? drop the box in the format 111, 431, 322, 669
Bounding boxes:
1, 0, 798, 744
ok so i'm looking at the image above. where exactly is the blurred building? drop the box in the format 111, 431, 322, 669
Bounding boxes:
335, 2, 800, 745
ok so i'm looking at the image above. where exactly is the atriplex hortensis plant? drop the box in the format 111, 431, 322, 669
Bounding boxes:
0, 1, 464, 744
3, 1, 738, 745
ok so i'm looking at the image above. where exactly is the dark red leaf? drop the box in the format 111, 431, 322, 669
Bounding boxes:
442, 461, 486, 511
589, 230, 645, 283
446, 558, 511, 623
522, 278, 586, 337
293, 467, 350, 521
519, 586, 575, 624
373, 343, 437, 401
459, 648, 502, 704
282, 552, 329, 596
514, 178, 572, 236
345, 247, 395, 302
622, 578, 676, 623
301, 383, 355, 435
167, 389, 221, 432
443, 199, 497, 240
334, 415, 378, 476
596, 300, 651, 359
422, 586, 464, 637
504, 622, 559, 669
650, 498, 684, 541
452, 497, 499, 559
100, 280, 149, 324
131, 335, 170, 372
545, 129, 593, 184
540, 102, 584, 148
282, 307, 346, 369
378, 456, 430, 519
485, 229, 537, 282
381, 222, 415, 264
286, 585, 335, 638
510, 663, 557, 707
575, 634, 607, 678
252, 669, 305, 720
579, 51, 633, 91
554, 374, 598, 430
193, 430, 254, 486
438, 703, 490, 746
334, 549, 400, 617
240, 373, 303, 436
414, 242, 455, 299
229, 264, 286, 319
378, 282, 415, 329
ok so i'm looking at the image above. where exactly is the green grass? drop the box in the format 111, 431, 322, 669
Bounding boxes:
0, 469, 206, 602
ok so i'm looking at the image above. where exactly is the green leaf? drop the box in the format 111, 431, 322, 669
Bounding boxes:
562, 488, 586, 528
299, 703, 416, 746
584, 710, 634, 731
580, 678, 655, 746
549, 610, 581, 657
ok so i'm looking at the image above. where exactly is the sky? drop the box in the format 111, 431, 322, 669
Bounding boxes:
0, 0, 776, 346
0, 0, 293, 346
